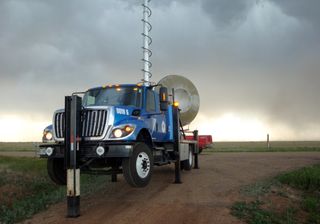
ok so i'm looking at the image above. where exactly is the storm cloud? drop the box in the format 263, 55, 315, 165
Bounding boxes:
0, 0, 319, 141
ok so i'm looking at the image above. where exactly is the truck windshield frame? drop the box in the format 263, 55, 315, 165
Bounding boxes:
82, 86, 142, 107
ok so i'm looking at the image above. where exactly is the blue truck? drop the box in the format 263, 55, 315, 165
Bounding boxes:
39, 75, 200, 189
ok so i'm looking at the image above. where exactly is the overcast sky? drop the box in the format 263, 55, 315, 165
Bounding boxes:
0, 0, 319, 141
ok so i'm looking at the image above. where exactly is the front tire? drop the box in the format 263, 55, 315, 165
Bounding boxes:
47, 158, 66, 185
122, 143, 153, 188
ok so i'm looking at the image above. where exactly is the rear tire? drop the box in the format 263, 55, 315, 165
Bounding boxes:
181, 147, 193, 171
47, 158, 66, 185
122, 143, 153, 187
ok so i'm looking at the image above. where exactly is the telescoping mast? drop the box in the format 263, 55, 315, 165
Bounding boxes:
142, 0, 152, 86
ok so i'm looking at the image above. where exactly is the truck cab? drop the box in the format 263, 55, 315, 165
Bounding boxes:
51, 84, 172, 147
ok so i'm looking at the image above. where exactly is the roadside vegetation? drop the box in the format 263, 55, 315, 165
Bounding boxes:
231, 164, 320, 224
0, 156, 107, 224
2, 141, 320, 153
205, 141, 320, 153
0, 142, 38, 152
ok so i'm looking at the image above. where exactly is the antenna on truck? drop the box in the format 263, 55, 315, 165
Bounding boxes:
142, 0, 152, 86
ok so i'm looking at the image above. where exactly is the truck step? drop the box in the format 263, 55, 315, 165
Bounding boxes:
154, 161, 171, 166
153, 146, 174, 152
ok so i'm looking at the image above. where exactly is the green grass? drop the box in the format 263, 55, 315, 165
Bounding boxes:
0, 142, 38, 152
240, 179, 279, 198
204, 141, 320, 153
231, 200, 296, 224
277, 164, 320, 224
232, 164, 320, 224
276, 164, 320, 191
2, 141, 320, 153
0, 156, 107, 224
0, 156, 45, 172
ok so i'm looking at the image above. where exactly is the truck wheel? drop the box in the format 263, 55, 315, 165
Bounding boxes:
47, 158, 66, 185
181, 148, 193, 171
122, 143, 153, 188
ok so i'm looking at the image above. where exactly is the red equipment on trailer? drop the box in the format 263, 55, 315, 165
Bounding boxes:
186, 135, 212, 153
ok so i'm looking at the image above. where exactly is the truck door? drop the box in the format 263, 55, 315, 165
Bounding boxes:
145, 89, 167, 142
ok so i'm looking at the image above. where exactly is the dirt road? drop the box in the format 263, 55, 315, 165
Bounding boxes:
24, 152, 320, 224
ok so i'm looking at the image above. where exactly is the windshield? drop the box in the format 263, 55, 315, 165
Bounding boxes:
83, 87, 142, 107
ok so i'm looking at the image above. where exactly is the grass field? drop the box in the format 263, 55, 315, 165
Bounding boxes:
206, 141, 320, 152
231, 164, 320, 224
0, 142, 39, 152
1, 141, 320, 153
0, 156, 107, 224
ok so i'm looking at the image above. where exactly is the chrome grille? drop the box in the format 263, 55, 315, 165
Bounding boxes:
81, 110, 107, 137
54, 109, 108, 139
54, 112, 65, 139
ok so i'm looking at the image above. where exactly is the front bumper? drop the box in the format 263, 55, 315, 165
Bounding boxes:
38, 141, 134, 158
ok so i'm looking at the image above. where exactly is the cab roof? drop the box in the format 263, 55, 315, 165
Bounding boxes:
87, 84, 144, 92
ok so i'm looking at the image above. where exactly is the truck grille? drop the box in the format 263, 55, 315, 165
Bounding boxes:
82, 110, 108, 137
54, 112, 65, 139
54, 109, 108, 139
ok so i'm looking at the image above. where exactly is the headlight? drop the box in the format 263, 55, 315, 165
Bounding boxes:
113, 129, 123, 138
42, 130, 53, 143
110, 125, 135, 139
45, 132, 53, 141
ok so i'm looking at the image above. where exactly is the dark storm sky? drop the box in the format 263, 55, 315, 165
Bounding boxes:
0, 0, 319, 140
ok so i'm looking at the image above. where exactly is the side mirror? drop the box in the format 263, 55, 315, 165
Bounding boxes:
159, 87, 168, 111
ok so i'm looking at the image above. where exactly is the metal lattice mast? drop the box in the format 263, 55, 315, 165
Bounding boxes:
142, 0, 152, 86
